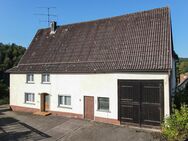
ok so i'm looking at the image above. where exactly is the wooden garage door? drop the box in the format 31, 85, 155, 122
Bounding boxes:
118, 80, 164, 127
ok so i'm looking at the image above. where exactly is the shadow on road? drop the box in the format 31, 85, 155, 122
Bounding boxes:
0, 117, 51, 141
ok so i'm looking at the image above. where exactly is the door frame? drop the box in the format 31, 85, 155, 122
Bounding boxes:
84, 96, 94, 120
40, 93, 50, 112
118, 79, 164, 127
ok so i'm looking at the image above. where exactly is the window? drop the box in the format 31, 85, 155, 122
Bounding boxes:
98, 97, 109, 111
25, 93, 35, 103
26, 74, 34, 83
58, 95, 71, 107
42, 74, 50, 83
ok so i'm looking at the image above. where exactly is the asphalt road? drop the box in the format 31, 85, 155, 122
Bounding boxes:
0, 105, 165, 141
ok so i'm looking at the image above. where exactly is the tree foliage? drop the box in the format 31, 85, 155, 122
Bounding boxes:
0, 43, 25, 71
179, 58, 188, 74
0, 42, 26, 99
174, 83, 188, 110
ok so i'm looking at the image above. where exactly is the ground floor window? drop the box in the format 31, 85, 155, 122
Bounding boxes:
58, 95, 71, 107
25, 93, 35, 104
98, 97, 109, 111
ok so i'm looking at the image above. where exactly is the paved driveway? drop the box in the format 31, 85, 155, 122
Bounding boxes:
0, 105, 165, 141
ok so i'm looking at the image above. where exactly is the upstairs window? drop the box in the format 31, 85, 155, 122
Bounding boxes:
42, 74, 50, 83
25, 93, 35, 104
26, 74, 34, 83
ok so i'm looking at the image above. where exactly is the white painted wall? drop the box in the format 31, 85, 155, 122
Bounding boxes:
10, 72, 171, 119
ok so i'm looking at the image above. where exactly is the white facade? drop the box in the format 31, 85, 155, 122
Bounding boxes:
10, 72, 172, 120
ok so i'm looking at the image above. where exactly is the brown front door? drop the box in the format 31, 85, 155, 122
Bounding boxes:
84, 96, 94, 120
40, 93, 50, 112
45, 94, 50, 111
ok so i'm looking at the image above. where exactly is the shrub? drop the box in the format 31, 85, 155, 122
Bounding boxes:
162, 105, 188, 141
0, 79, 9, 99
0, 97, 9, 105
174, 92, 188, 110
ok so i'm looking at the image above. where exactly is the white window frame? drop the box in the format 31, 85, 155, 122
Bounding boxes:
58, 95, 71, 108
25, 93, 35, 104
26, 74, 34, 83
42, 73, 50, 83
97, 97, 110, 112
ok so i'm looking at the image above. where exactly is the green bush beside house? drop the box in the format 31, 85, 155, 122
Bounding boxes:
162, 105, 188, 141
162, 81, 188, 141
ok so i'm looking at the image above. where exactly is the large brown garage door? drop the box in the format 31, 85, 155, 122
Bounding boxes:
118, 80, 164, 127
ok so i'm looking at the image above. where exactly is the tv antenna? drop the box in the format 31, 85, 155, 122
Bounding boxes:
34, 7, 58, 27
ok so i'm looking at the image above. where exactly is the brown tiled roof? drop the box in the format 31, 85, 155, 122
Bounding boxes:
7, 7, 174, 73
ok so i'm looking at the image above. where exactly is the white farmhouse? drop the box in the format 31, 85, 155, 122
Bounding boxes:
7, 7, 177, 128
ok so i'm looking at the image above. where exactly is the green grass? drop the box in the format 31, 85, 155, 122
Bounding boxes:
0, 97, 9, 105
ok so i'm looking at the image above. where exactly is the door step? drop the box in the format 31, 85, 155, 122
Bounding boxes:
33, 111, 51, 116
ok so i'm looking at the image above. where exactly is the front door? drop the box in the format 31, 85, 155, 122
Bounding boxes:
40, 93, 50, 112
84, 96, 94, 120
45, 94, 50, 111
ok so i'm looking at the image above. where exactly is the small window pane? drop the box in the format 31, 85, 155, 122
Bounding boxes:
59, 96, 63, 105
98, 97, 109, 110
65, 96, 71, 105
47, 74, 50, 82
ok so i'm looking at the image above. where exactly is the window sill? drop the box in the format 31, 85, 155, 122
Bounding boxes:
25, 102, 35, 105
26, 82, 35, 84
41, 82, 51, 84
58, 105, 72, 109
97, 109, 111, 113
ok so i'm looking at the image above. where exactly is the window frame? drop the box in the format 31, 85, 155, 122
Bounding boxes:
41, 73, 50, 84
25, 93, 35, 104
58, 95, 72, 108
26, 73, 34, 83
97, 97, 110, 112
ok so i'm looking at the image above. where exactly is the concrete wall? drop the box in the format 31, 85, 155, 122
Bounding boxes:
10, 72, 171, 119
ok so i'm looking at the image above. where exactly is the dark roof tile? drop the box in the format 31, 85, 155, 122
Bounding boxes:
7, 7, 174, 73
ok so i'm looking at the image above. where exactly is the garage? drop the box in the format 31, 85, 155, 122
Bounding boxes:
118, 80, 164, 127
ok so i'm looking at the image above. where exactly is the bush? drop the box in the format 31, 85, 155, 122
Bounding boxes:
162, 105, 188, 141
0, 97, 9, 105
0, 80, 9, 99
174, 92, 188, 110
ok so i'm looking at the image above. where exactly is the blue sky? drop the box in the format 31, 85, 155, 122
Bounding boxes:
0, 0, 187, 57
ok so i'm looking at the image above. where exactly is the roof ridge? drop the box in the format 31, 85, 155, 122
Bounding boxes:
40, 7, 169, 31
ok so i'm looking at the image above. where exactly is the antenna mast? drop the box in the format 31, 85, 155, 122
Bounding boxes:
34, 7, 57, 27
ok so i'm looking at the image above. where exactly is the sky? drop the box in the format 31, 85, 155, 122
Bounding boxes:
0, 0, 187, 57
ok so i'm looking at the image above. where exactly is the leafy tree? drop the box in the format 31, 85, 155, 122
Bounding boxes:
0, 42, 26, 102
179, 58, 188, 74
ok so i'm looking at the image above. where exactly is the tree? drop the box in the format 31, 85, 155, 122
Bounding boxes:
179, 58, 188, 74
0, 42, 26, 100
